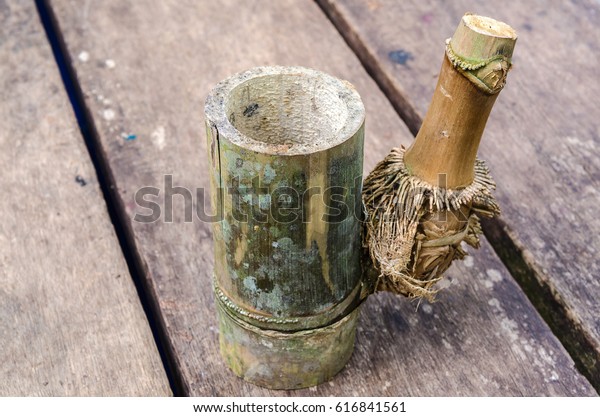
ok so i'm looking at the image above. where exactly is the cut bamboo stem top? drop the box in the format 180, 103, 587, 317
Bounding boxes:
404, 14, 517, 188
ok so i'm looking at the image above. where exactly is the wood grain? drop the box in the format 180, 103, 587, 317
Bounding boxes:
48, 0, 595, 395
317, 0, 600, 388
0, 1, 171, 396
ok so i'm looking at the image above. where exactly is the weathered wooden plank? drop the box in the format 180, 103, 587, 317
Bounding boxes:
48, 0, 595, 395
0, 1, 171, 396
317, 0, 600, 389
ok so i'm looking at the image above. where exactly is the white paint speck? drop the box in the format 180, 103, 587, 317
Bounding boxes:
566, 136, 581, 146
105, 59, 116, 69
78, 51, 90, 62
437, 277, 452, 290
537, 347, 556, 365
102, 109, 115, 120
486, 268, 503, 283
487, 298, 500, 308
531, 236, 546, 250
500, 317, 519, 342
566, 136, 595, 150
421, 303, 433, 314
151, 126, 166, 150
463, 256, 474, 268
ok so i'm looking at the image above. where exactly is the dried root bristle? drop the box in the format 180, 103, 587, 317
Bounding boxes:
362, 147, 500, 301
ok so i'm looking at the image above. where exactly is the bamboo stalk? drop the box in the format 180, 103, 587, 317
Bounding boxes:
404, 14, 517, 188
362, 14, 517, 300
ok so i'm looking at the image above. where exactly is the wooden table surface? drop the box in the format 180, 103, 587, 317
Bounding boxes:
1, 0, 598, 396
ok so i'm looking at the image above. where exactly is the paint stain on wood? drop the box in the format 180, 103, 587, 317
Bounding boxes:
75, 175, 87, 186
388, 49, 414, 65
421, 12, 434, 24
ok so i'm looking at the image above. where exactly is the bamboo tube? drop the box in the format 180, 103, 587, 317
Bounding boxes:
362, 14, 517, 300
205, 66, 365, 389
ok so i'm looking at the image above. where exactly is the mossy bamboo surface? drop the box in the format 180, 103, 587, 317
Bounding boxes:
205, 66, 365, 389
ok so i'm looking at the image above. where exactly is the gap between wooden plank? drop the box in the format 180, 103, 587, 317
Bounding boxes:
315, 0, 599, 391
35, 0, 184, 396
1, 0, 170, 395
